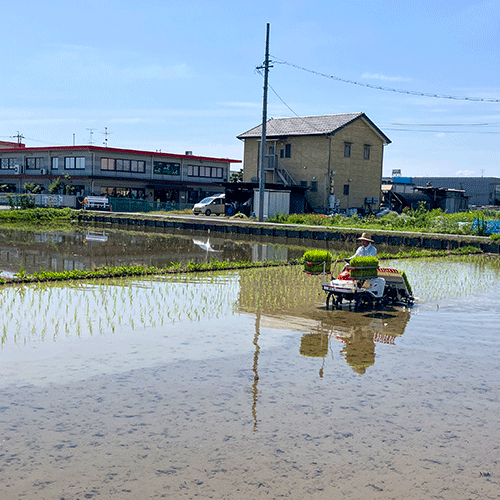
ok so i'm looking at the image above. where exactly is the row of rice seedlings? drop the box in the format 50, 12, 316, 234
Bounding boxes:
0, 273, 241, 347
385, 255, 500, 301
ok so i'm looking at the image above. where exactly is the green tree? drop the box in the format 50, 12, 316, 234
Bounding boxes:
230, 169, 243, 183
48, 177, 62, 194
23, 182, 43, 194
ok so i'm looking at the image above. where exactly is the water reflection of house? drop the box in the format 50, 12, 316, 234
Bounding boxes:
329, 311, 410, 374
0, 228, 300, 275
299, 310, 411, 375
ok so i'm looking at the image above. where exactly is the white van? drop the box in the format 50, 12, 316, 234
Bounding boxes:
83, 196, 110, 210
192, 194, 225, 216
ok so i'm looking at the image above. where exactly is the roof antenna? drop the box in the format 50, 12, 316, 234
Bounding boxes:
86, 128, 95, 145
101, 127, 112, 147
13, 131, 24, 145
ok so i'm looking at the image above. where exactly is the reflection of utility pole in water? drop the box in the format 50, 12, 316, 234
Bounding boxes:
251, 311, 261, 431
300, 333, 332, 378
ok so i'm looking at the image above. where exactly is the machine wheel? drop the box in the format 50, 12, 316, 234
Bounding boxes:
385, 287, 398, 305
355, 294, 373, 311
204, 209, 211, 216
326, 292, 333, 309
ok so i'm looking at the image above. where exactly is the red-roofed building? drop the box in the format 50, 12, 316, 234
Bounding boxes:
0, 143, 240, 204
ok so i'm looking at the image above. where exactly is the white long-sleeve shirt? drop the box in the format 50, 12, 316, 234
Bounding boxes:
350, 243, 377, 259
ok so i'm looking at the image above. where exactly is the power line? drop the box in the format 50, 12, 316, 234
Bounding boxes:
271, 57, 500, 103
392, 123, 490, 126
384, 127, 500, 134
256, 67, 327, 136
255, 68, 332, 169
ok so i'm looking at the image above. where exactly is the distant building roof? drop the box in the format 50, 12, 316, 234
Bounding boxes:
0, 140, 25, 149
0, 144, 240, 164
237, 112, 391, 144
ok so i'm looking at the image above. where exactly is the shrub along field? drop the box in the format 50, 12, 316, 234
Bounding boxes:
266, 205, 500, 237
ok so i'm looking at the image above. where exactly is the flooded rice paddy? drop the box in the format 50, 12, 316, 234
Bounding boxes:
0, 227, 499, 499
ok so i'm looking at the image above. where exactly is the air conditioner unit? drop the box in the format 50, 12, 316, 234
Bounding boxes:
14, 165, 19, 174
40, 169, 47, 175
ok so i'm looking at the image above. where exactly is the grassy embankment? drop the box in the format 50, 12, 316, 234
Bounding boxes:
265, 206, 500, 238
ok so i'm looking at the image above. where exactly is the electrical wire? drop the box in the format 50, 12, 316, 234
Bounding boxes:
256, 67, 327, 136
256, 65, 500, 136
271, 56, 500, 103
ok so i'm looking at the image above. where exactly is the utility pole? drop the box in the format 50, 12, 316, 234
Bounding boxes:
257, 23, 271, 222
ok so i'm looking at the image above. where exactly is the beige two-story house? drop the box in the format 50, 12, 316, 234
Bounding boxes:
237, 112, 391, 214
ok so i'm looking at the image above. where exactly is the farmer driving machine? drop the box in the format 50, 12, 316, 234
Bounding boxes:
303, 251, 414, 311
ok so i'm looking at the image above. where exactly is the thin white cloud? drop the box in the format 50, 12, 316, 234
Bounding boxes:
23, 45, 195, 84
120, 63, 193, 81
218, 101, 262, 109
455, 170, 476, 176
362, 72, 412, 83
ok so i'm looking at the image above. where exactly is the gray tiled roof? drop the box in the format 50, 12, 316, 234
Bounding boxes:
237, 112, 390, 143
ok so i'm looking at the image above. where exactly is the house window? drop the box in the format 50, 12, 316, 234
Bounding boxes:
364, 145, 370, 160
115, 159, 131, 172
101, 158, 145, 173
343, 184, 350, 196
344, 143, 351, 158
280, 149, 284, 158
285, 144, 291, 158
310, 181, 318, 192
101, 158, 115, 171
131, 160, 145, 173
1, 158, 17, 169
51, 157, 59, 170
187, 165, 223, 178
65, 157, 85, 170
268, 146, 275, 155
26, 157, 43, 169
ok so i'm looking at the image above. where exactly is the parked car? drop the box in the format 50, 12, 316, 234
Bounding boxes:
192, 194, 225, 216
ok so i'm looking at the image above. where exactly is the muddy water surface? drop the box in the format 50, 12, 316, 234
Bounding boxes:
1, 257, 499, 499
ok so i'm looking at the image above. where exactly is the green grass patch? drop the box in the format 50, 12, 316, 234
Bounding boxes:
2, 259, 298, 286
0, 207, 79, 224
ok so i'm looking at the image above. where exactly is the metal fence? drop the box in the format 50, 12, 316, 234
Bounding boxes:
0, 194, 194, 213
108, 198, 194, 213
0, 193, 79, 208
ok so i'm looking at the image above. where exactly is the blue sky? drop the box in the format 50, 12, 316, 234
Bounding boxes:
1, 0, 499, 176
